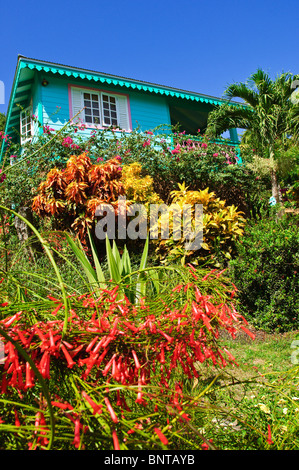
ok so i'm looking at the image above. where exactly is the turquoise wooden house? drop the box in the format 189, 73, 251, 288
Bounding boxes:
1, 55, 240, 157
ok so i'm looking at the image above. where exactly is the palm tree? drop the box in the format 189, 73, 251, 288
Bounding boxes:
206, 69, 299, 201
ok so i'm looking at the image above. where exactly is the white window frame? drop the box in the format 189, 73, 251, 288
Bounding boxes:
70, 86, 130, 131
20, 106, 33, 145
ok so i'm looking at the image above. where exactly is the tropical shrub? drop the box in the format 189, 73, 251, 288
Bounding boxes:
154, 183, 246, 267
1, 116, 269, 220
121, 162, 162, 207
229, 212, 299, 332
32, 153, 125, 243
0, 242, 255, 450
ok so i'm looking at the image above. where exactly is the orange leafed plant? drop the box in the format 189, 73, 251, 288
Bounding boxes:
32, 153, 125, 242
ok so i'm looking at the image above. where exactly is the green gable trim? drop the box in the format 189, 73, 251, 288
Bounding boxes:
20, 60, 224, 106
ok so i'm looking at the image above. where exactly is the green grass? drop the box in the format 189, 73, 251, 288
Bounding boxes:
191, 328, 299, 450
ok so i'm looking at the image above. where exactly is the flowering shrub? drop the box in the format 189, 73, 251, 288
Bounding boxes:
1, 117, 269, 219
0, 265, 254, 450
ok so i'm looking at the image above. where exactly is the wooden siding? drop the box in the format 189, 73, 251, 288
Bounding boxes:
128, 92, 171, 132
37, 74, 172, 135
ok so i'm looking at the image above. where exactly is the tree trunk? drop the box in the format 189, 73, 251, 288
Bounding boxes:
269, 148, 281, 202
271, 168, 280, 202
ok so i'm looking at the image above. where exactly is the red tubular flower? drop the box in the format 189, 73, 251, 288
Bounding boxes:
201, 269, 217, 281
0, 373, 8, 394
172, 284, 183, 293
154, 427, 168, 446
131, 350, 141, 369
86, 336, 98, 353
51, 401, 74, 411
72, 418, 81, 448
25, 361, 34, 389
61, 344, 76, 368
122, 321, 138, 333
82, 391, 102, 415
15, 328, 27, 346
157, 329, 173, 343
112, 429, 120, 450
2, 311, 22, 327
240, 325, 255, 340
103, 354, 116, 376
267, 424, 273, 445
201, 313, 213, 332
222, 347, 238, 365
14, 409, 21, 427
48, 329, 56, 350
51, 303, 62, 315
104, 397, 118, 423
39, 351, 50, 378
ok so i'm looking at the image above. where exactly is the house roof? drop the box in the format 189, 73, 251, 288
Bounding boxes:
1, 55, 243, 156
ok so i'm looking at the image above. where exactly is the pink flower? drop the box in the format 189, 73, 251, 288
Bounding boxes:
43, 125, 54, 135
146, 131, 153, 135
213, 153, 218, 157
97, 157, 104, 162
171, 144, 181, 155
62, 136, 73, 147
0, 170, 6, 183
143, 139, 150, 147
201, 143, 208, 149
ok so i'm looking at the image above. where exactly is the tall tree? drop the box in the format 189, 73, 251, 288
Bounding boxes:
206, 69, 299, 201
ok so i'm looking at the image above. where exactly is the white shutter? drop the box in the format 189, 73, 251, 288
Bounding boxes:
20, 107, 32, 144
71, 87, 84, 124
116, 95, 130, 131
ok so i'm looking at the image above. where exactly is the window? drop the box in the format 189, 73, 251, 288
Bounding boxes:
20, 106, 32, 144
83, 92, 101, 125
70, 87, 130, 131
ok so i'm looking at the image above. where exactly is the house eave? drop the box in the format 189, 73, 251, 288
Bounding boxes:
1, 55, 245, 158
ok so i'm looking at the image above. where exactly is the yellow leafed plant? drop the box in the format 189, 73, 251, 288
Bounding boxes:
154, 183, 246, 266
121, 162, 162, 207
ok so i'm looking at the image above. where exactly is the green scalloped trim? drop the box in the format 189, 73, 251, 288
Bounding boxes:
21, 61, 224, 106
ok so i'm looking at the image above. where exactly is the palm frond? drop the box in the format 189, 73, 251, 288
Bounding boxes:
224, 82, 258, 107
206, 104, 255, 138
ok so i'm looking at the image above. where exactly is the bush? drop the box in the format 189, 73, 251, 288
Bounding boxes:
229, 211, 299, 332
154, 183, 246, 267
0, 249, 254, 450
31, 153, 124, 243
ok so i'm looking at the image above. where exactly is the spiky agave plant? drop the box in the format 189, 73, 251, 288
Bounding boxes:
64, 230, 161, 304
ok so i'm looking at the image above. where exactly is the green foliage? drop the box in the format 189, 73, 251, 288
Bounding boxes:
154, 183, 246, 268
65, 231, 158, 303
0, 112, 5, 133
1, 117, 270, 220
229, 212, 299, 332
207, 69, 299, 154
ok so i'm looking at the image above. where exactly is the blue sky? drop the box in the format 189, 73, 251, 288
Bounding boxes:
0, 0, 298, 116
